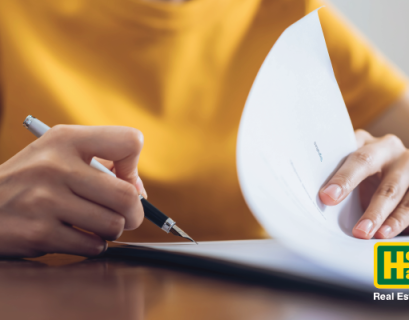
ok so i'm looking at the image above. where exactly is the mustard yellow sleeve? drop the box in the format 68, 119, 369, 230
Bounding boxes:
306, 0, 407, 129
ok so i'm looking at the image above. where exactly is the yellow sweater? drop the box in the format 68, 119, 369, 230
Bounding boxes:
0, 0, 406, 241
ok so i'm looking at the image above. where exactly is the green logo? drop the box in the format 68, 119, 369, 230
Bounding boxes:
375, 243, 409, 289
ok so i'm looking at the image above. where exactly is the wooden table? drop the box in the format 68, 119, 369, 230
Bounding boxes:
0, 253, 407, 320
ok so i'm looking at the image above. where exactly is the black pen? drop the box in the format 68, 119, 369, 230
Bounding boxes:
22, 115, 197, 244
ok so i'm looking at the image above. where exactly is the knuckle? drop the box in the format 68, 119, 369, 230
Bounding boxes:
27, 188, 55, 209
46, 124, 74, 139
125, 128, 144, 150
355, 129, 373, 143
383, 134, 404, 149
355, 129, 371, 138
351, 151, 374, 168
24, 222, 52, 248
32, 154, 69, 180
35, 158, 61, 175
376, 182, 400, 200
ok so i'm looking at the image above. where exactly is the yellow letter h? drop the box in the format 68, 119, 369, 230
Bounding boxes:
384, 251, 409, 279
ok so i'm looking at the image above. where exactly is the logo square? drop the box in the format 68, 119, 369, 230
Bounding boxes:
374, 243, 409, 289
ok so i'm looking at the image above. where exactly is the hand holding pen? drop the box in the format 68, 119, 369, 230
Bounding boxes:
0, 117, 195, 258
24, 116, 195, 244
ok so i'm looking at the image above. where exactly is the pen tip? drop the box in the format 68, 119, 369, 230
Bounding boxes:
170, 225, 198, 244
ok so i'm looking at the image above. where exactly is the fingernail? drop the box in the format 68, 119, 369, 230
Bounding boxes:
136, 176, 147, 199
356, 219, 373, 235
378, 225, 392, 238
322, 184, 342, 201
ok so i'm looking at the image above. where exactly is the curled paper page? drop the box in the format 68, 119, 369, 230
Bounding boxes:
237, 9, 409, 285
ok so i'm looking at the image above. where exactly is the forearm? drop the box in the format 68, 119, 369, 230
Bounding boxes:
365, 89, 409, 147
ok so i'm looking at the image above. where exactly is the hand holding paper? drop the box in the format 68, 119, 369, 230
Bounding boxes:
319, 129, 409, 240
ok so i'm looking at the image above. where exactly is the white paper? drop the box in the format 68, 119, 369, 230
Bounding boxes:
119, 239, 368, 290
237, 9, 409, 285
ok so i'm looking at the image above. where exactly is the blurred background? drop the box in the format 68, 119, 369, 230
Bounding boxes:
328, 0, 409, 77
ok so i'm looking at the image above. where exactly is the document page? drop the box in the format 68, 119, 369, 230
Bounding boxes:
115, 239, 369, 291
237, 9, 409, 285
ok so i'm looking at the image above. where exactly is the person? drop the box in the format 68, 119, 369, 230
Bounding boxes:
0, 0, 409, 257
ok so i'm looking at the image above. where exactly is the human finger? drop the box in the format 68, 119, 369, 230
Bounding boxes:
374, 198, 409, 239
352, 151, 409, 239
94, 157, 114, 171
57, 192, 125, 240
93, 157, 147, 199
49, 225, 107, 257
319, 134, 405, 206
46, 125, 143, 186
355, 129, 374, 148
66, 160, 143, 230
22, 222, 107, 257
374, 179, 409, 239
